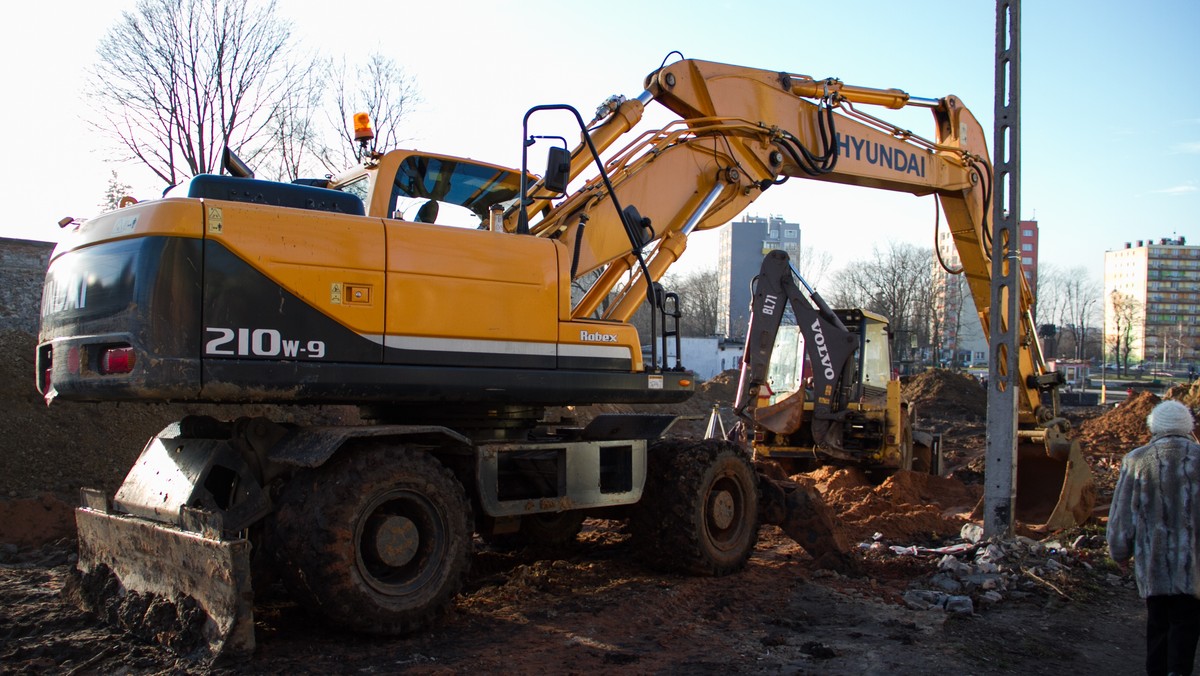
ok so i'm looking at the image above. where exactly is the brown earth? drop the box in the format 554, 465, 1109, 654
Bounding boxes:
2, 330, 1189, 674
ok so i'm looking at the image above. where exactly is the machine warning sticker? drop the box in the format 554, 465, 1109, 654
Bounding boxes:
648, 375, 664, 390
111, 215, 138, 235
207, 207, 223, 233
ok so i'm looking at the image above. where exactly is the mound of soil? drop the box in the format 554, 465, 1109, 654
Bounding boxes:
1164, 379, 1200, 409
794, 467, 981, 544
902, 370, 987, 422
1074, 388, 1200, 458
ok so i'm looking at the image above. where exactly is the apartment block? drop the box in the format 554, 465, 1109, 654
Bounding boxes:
931, 219, 1039, 367
1103, 236, 1199, 366
718, 215, 800, 340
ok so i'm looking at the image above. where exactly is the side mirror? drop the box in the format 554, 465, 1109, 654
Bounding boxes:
543, 146, 571, 194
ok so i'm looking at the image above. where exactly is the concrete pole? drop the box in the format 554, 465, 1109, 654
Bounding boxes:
984, 0, 1021, 539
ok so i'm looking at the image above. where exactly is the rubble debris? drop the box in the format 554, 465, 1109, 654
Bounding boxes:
859, 521, 1125, 616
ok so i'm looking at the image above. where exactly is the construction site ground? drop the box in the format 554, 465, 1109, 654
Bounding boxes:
3, 327, 1198, 674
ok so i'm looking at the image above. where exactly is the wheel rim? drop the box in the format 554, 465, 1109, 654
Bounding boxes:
355, 489, 449, 596
704, 471, 748, 553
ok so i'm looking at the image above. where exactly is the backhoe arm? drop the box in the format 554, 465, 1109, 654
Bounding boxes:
732, 250, 858, 448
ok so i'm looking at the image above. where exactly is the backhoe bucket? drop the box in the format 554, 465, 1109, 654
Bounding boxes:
1014, 438, 1096, 531
753, 390, 806, 435
72, 490, 256, 662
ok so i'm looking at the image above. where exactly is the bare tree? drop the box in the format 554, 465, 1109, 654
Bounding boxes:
933, 272, 970, 367
1108, 290, 1141, 375
796, 246, 833, 289
262, 57, 327, 181
89, 0, 305, 186
663, 269, 721, 337
827, 241, 933, 367
320, 52, 420, 169
1060, 269, 1101, 361
1035, 264, 1100, 362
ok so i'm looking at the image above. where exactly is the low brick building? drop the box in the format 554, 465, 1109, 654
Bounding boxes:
0, 237, 55, 334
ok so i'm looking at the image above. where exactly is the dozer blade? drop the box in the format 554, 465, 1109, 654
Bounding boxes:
1014, 437, 1096, 532
73, 493, 255, 662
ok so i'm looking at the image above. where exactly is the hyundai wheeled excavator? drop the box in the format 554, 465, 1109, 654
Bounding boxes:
38, 57, 1092, 659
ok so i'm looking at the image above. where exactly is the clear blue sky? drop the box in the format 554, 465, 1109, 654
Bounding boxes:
2, 1, 1195, 284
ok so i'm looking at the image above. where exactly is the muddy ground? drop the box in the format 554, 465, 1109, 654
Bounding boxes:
3, 326, 1198, 674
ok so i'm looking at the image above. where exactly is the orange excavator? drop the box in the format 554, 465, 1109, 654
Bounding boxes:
38, 56, 1091, 659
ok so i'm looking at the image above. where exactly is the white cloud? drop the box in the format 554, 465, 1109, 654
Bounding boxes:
1173, 141, 1200, 154
1152, 184, 1198, 195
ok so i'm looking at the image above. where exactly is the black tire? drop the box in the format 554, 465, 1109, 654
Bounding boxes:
270, 444, 472, 634
631, 438, 759, 576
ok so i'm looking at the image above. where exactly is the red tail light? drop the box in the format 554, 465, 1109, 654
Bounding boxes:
99, 347, 136, 374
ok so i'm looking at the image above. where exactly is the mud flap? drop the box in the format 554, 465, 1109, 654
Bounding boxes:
74, 497, 255, 661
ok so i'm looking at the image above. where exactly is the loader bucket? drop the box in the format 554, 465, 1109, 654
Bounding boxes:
72, 491, 256, 662
1014, 438, 1096, 531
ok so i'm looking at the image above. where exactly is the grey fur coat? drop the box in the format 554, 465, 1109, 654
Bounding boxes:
1107, 433, 1200, 598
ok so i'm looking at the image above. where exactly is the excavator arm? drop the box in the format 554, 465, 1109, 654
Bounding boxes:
517, 60, 986, 317
520, 58, 1055, 422
519, 57, 1090, 527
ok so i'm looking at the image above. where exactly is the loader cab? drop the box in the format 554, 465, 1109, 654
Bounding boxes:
834, 308, 892, 401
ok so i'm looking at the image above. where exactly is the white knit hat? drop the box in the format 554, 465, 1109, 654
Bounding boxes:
1147, 400, 1195, 436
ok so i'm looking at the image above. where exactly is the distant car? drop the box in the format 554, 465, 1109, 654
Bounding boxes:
1151, 371, 1174, 378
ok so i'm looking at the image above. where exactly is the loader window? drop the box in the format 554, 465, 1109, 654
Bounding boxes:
860, 319, 890, 390
389, 154, 525, 227
766, 325, 805, 404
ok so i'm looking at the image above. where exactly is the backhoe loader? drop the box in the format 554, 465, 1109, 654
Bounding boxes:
731, 249, 1094, 536
38, 56, 1092, 659
732, 249, 940, 477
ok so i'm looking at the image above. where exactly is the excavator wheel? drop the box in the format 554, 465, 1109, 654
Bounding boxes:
269, 444, 472, 635
631, 438, 759, 576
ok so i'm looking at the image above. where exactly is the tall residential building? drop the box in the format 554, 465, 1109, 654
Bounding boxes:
1103, 236, 1199, 366
931, 219, 1040, 367
1018, 219, 1040, 306
718, 215, 800, 340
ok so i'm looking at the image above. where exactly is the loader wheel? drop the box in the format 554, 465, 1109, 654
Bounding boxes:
271, 444, 472, 635
631, 438, 759, 576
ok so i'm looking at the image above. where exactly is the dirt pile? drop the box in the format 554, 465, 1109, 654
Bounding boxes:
1075, 390, 1164, 456
1164, 378, 1200, 409
791, 466, 981, 545
902, 370, 987, 422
